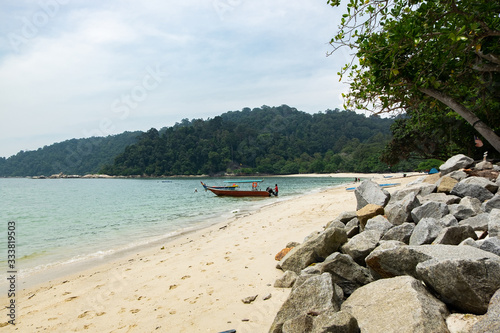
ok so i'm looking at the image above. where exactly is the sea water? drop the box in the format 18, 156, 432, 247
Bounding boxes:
0, 176, 351, 288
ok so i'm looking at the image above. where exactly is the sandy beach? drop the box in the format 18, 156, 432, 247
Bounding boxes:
1, 173, 419, 332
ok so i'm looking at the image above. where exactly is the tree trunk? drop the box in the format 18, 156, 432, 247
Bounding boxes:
419, 87, 500, 153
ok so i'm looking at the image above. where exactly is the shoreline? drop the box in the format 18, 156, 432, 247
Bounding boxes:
1, 173, 419, 331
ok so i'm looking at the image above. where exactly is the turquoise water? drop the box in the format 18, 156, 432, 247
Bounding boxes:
0, 177, 351, 285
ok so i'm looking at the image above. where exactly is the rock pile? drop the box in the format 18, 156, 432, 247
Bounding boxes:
269, 154, 500, 333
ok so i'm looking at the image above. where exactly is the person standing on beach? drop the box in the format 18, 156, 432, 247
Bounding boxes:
274, 184, 278, 196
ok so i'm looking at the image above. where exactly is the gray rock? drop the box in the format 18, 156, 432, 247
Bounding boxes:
459, 237, 480, 248
479, 237, 500, 256
459, 213, 490, 231
416, 254, 500, 314
437, 214, 459, 228
364, 215, 392, 235
411, 201, 449, 223
354, 180, 390, 210
282, 314, 314, 333
489, 209, 500, 238
336, 211, 357, 224
341, 275, 449, 333
382, 222, 415, 244
279, 227, 347, 274
274, 270, 299, 288
345, 218, 359, 238
448, 169, 468, 181
448, 203, 477, 221
420, 192, 461, 205
431, 225, 478, 245
390, 184, 435, 202
475, 160, 494, 170
286, 241, 301, 248
291, 273, 318, 292
311, 310, 359, 333
439, 154, 474, 175
482, 194, 500, 213
341, 230, 381, 266
269, 273, 343, 333
385, 192, 420, 225
461, 176, 499, 193
320, 252, 374, 297
327, 220, 346, 229
470, 288, 500, 333
242, 294, 258, 304
409, 218, 443, 245
356, 204, 384, 231
460, 196, 483, 214
451, 182, 494, 202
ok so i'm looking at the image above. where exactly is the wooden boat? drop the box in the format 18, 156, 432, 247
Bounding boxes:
200, 181, 239, 191
205, 180, 271, 197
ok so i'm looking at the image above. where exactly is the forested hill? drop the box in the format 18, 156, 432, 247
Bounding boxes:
101, 105, 396, 176
0, 131, 142, 177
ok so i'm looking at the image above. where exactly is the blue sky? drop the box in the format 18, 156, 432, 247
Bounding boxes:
0, 0, 352, 158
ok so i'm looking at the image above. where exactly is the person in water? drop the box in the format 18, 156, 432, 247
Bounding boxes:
274, 184, 278, 196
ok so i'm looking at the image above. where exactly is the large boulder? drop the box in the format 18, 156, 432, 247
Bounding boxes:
411, 201, 449, 223
436, 176, 459, 193
479, 237, 500, 256
311, 310, 359, 333
409, 218, 443, 245
439, 154, 474, 175
470, 288, 500, 333
461, 176, 499, 193
341, 275, 449, 333
483, 194, 500, 213
269, 273, 344, 333
451, 182, 494, 202
459, 213, 490, 231
341, 230, 381, 266
381, 222, 415, 244
431, 225, 478, 245
364, 243, 500, 315
385, 192, 420, 225
356, 204, 384, 231
364, 215, 392, 235
420, 192, 460, 205
354, 180, 390, 210
320, 252, 374, 297
489, 209, 500, 238
279, 227, 347, 274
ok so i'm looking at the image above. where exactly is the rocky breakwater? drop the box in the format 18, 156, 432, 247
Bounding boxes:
269, 154, 500, 333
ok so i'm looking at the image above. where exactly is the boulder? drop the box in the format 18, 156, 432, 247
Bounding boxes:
381, 222, 415, 244
451, 182, 494, 202
489, 209, 500, 238
483, 194, 500, 213
409, 217, 443, 245
439, 154, 474, 175
344, 218, 359, 238
269, 273, 344, 333
470, 288, 500, 333
437, 214, 459, 228
448, 203, 477, 221
320, 252, 374, 297
431, 225, 478, 245
341, 275, 449, 333
416, 254, 500, 314
335, 211, 357, 224
475, 160, 494, 170
411, 201, 449, 223
282, 314, 314, 333
385, 192, 420, 225
461, 176, 499, 193
311, 310, 359, 333
326, 220, 346, 229
279, 227, 347, 274
364, 215, 392, 235
479, 237, 500, 256
420, 192, 461, 205
390, 183, 436, 202
341, 230, 382, 266
448, 170, 468, 181
274, 270, 299, 288
356, 204, 384, 231
459, 213, 490, 231
436, 176, 459, 193
275, 248, 294, 261
354, 180, 390, 210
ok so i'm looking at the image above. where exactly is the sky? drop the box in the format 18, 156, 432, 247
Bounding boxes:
0, 0, 353, 158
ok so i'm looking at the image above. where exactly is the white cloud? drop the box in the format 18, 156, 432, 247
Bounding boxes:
0, 0, 349, 157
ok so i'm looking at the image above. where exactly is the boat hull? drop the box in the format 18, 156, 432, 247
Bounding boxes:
207, 188, 271, 197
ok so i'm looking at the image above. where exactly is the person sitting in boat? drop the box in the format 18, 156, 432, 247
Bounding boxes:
266, 187, 274, 195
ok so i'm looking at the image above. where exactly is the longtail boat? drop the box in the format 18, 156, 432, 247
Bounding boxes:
204, 180, 271, 197
200, 181, 239, 191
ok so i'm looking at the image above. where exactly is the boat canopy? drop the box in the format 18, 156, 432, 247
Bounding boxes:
223, 179, 264, 183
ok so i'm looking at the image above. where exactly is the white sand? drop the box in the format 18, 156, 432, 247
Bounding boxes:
0, 174, 420, 332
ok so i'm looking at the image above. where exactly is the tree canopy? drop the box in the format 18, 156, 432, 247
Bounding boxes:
328, 0, 500, 154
